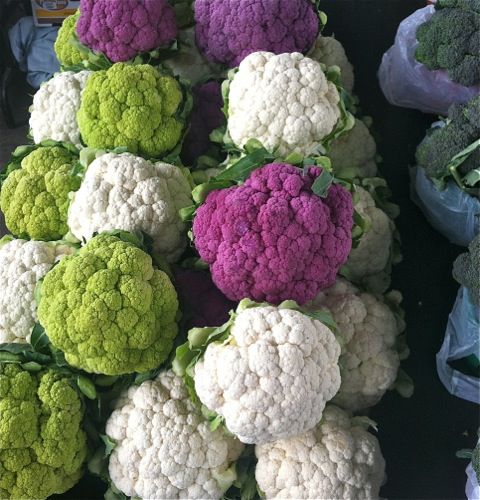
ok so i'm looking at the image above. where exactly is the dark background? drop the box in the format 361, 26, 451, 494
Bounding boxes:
0, 0, 478, 499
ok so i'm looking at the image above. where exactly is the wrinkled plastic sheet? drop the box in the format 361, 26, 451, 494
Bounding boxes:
410, 166, 480, 247
378, 6, 480, 115
466, 462, 480, 500
436, 287, 480, 405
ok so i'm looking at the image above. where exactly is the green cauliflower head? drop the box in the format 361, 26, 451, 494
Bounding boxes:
0, 145, 81, 241
0, 364, 87, 499
37, 234, 179, 375
77, 63, 187, 158
54, 11, 86, 68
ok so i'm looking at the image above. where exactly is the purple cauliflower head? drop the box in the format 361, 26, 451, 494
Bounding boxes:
77, 0, 178, 63
193, 163, 354, 305
194, 0, 320, 67
181, 80, 225, 166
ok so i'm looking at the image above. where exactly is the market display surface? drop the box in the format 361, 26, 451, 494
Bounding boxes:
0, 1, 478, 499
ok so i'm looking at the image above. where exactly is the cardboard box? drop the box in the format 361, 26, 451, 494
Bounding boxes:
30, 0, 79, 27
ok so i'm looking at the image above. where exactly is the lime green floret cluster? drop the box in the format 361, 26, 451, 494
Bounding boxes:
37, 234, 179, 375
54, 11, 85, 67
0, 146, 81, 240
77, 63, 185, 157
0, 364, 87, 499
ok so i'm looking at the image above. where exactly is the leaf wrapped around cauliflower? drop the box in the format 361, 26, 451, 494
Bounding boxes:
255, 404, 386, 499
104, 370, 244, 499
67, 152, 193, 262
174, 299, 342, 445
37, 234, 179, 376
0, 364, 88, 499
29, 71, 91, 148
54, 11, 86, 68
0, 237, 75, 344
307, 278, 411, 412
224, 51, 354, 157
194, 0, 322, 68
0, 143, 82, 241
77, 63, 190, 158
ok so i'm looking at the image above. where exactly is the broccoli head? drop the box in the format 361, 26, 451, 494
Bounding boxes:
453, 233, 480, 305
37, 234, 179, 375
415, 0, 480, 87
415, 95, 480, 185
0, 145, 81, 241
54, 12, 86, 68
0, 364, 87, 499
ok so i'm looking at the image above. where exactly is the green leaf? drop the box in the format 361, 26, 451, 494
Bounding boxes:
192, 180, 234, 204
463, 168, 480, 188
0, 234, 15, 248
30, 324, 50, 354
101, 434, 117, 458
21, 361, 43, 372
215, 148, 273, 182
76, 375, 97, 400
311, 170, 334, 198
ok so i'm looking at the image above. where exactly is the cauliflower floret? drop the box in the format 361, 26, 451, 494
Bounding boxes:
29, 71, 91, 148
309, 36, 355, 93
106, 370, 244, 499
67, 153, 193, 262
308, 278, 404, 411
255, 405, 386, 499
0, 238, 73, 343
227, 52, 344, 157
193, 304, 342, 444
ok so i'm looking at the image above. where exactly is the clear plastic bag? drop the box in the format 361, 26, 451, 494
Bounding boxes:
466, 462, 480, 500
378, 6, 480, 116
410, 166, 480, 247
436, 286, 480, 405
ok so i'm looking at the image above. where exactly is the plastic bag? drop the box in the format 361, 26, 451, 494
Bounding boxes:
436, 286, 480, 405
410, 166, 480, 247
466, 462, 480, 500
378, 6, 480, 116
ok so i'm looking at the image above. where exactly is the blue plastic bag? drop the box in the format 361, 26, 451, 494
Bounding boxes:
466, 461, 480, 500
411, 166, 480, 247
436, 286, 480, 404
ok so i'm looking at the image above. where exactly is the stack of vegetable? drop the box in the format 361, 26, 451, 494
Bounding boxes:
0, 1, 412, 499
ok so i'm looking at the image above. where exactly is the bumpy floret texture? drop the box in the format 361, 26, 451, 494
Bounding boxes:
181, 81, 224, 166
67, 153, 193, 262
308, 36, 355, 94
106, 370, 244, 499
255, 405, 386, 499
227, 52, 342, 157
37, 234, 179, 375
76, 0, 177, 63
453, 233, 480, 305
308, 278, 403, 411
194, 305, 342, 444
0, 146, 81, 241
77, 63, 185, 158
416, 95, 480, 182
194, 0, 319, 67
30, 71, 91, 148
54, 12, 86, 67
415, 0, 480, 87
193, 163, 354, 305
0, 364, 87, 499
0, 239, 73, 344
328, 119, 378, 178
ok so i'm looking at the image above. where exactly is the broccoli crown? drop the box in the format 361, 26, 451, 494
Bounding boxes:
0, 146, 81, 241
453, 233, 480, 305
77, 63, 186, 158
54, 12, 86, 67
0, 364, 87, 499
415, 95, 480, 182
415, 0, 480, 86
37, 234, 179, 375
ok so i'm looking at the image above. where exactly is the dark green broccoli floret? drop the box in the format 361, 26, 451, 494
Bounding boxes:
415, 0, 480, 86
415, 95, 480, 184
453, 233, 480, 305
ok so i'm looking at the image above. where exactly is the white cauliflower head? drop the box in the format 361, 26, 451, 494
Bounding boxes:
29, 70, 91, 149
309, 35, 355, 94
308, 278, 404, 411
0, 238, 74, 343
106, 370, 244, 499
255, 404, 386, 500
193, 304, 342, 444
67, 152, 193, 262
328, 118, 378, 178
227, 51, 344, 157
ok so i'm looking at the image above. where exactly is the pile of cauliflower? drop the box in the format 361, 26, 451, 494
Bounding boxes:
0, 1, 410, 499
